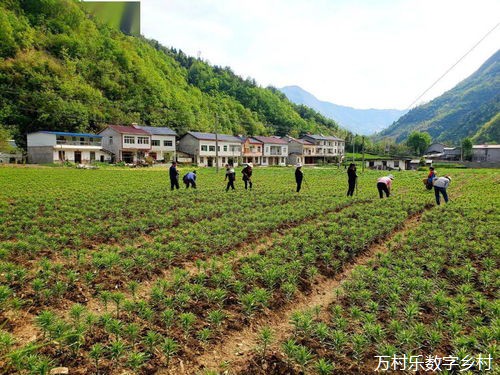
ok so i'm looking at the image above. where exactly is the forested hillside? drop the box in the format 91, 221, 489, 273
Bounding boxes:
378, 49, 500, 144
0, 0, 343, 149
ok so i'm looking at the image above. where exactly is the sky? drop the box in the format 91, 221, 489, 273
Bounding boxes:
139, 0, 500, 110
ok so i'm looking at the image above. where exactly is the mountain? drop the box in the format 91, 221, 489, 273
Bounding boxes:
280, 86, 407, 135
0, 0, 345, 149
378, 50, 500, 144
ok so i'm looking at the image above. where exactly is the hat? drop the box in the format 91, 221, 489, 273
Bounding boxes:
247, 163, 253, 168
445, 175, 451, 180
388, 174, 394, 179
296, 163, 302, 167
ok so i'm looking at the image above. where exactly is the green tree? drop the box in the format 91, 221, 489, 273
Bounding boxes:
462, 138, 473, 161
406, 131, 432, 156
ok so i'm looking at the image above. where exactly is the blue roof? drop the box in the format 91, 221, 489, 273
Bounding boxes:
134, 125, 177, 136
38, 131, 102, 138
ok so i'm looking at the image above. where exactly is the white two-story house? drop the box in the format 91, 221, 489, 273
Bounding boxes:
133, 125, 177, 162
301, 134, 345, 164
100, 125, 151, 163
27, 131, 111, 164
253, 136, 288, 166
178, 131, 242, 167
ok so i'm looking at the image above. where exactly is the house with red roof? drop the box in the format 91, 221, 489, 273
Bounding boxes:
252, 136, 288, 166
239, 136, 263, 165
100, 125, 152, 163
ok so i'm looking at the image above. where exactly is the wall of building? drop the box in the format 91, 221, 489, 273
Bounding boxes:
27, 133, 55, 147
28, 146, 54, 164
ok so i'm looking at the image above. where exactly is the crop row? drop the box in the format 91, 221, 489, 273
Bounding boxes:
270, 173, 498, 374
1, 183, 433, 373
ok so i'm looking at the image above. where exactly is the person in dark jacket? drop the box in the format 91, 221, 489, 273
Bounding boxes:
169, 162, 179, 190
183, 171, 197, 189
225, 164, 236, 191
347, 163, 357, 197
242, 163, 253, 190
295, 163, 304, 192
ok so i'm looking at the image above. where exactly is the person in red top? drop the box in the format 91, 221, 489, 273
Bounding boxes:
377, 174, 394, 198
424, 166, 436, 190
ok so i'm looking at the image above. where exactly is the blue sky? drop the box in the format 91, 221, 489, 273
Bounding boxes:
140, 0, 499, 109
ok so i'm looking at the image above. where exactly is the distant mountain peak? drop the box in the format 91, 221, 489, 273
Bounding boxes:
280, 86, 406, 135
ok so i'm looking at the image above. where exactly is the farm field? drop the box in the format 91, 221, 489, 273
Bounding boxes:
0, 166, 498, 374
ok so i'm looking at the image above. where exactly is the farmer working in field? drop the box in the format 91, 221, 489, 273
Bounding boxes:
183, 171, 197, 189
423, 166, 436, 190
433, 175, 451, 205
295, 163, 303, 192
225, 164, 236, 191
242, 163, 253, 190
169, 162, 180, 190
347, 163, 357, 197
376, 174, 394, 198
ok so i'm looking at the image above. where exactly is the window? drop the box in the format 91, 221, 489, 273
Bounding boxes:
164, 140, 173, 147
152, 140, 160, 146
137, 137, 149, 145
282, 147, 286, 154
262, 157, 267, 163
369, 161, 374, 167
209, 145, 215, 152
109, 136, 113, 145
394, 161, 400, 168
201, 145, 208, 151
222, 157, 226, 163
223, 145, 228, 152
200, 157, 204, 163
266, 147, 269, 153
124, 136, 135, 144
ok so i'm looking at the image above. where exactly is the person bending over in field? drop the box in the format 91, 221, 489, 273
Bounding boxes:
376, 174, 393, 198
225, 164, 236, 191
295, 163, 303, 192
347, 163, 357, 197
242, 163, 253, 190
433, 175, 451, 205
183, 171, 197, 189
423, 166, 436, 190
169, 162, 180, 190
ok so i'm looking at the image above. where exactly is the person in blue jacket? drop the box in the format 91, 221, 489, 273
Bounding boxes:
183, 171, 197, 189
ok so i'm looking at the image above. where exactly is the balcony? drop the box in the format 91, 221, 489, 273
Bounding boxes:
56, 140, 102, 146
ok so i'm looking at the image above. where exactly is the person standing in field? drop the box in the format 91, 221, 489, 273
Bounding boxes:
183, 171, 197, 189
225, 164, 236, 191
242, 163, 253, 190
295, 163, 303, 192
377, 174, 394, 198
347, 163, 357, 197
169, 162, 180, 190
433, 175, 451, 205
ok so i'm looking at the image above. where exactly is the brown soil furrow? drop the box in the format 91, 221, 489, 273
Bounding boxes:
172, 208, 428, 375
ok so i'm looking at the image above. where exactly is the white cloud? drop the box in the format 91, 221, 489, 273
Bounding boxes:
141, 0, 500, 109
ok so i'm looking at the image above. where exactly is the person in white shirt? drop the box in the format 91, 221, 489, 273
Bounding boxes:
433, 175, 451, 205
376, 174, 394, 198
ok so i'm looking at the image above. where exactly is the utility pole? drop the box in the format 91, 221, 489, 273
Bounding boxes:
361, 136, 365, 172
352, 135, 355, 163
215, 114, 219, 173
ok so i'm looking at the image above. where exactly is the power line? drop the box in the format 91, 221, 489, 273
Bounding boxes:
406, 21, 500, 110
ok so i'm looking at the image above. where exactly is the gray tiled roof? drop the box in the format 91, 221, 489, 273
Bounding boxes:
135, 125, 177, 136
187, 132, 242, 142
304, 134, 344, 141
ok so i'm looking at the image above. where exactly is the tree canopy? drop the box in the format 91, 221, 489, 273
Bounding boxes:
406, 131, 432, 156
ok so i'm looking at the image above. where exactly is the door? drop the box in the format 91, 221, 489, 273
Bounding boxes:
74, 151, 82, 163
207, 157, 213, 167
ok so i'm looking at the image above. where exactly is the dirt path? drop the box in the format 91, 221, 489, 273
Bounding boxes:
171, 209, 428, 375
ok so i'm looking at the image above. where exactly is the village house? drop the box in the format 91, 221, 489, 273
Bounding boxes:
240, 136, 263, 165
27, 131, 111, 164
366, 158, 411, 170
100, 125, 151, 164
178, 131, 242, 167
285, 136, 315, 165
301, 134, 345, 164
472, 144, 500, 163
252, 136, 288, 166
133, 125, 177, 162
0, 140, 23, 164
